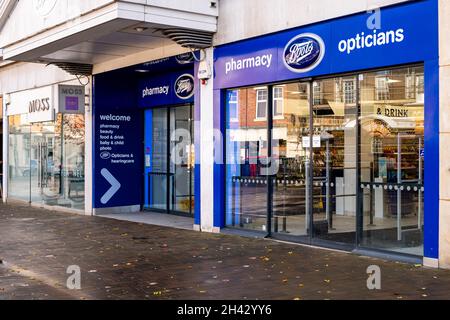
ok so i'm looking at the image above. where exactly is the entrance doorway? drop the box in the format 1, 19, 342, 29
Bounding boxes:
144, 104, 195, 216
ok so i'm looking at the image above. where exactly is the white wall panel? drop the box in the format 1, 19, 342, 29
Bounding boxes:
0, 62, 73, 94
215, 0, 415, 45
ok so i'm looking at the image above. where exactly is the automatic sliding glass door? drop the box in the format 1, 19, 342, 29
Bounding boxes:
30, 123, 59, 204
170, 105, 194, 215
310, 77, 358, 247
147, 108, 169, 211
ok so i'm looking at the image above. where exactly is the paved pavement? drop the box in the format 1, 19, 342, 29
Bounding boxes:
0, 202, 450, 300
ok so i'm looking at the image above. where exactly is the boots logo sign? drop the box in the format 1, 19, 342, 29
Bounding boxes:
33, 0, 57, 16
175, 53, 195, 65
175, 74, 195, 100
283, 33, 325, 73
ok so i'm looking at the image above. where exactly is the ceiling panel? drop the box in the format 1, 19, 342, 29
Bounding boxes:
42, 50, 122, 64
64, 41, 149, 57
41, 28, 175, 64
93, 30, 170, 49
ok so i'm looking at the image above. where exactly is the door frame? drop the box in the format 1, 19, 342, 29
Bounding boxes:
143, 103, 194, 217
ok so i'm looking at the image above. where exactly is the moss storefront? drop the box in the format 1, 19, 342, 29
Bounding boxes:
6, 84, 86, 211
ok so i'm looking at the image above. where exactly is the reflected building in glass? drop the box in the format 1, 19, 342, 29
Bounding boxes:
225, 66, 425, 257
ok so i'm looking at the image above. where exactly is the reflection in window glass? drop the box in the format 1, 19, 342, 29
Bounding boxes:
8, 115, 31, 201
228, 90, 239, 122
256, 89, 268, 119
223, 64, 425, 257
272, 83, 310, 237
360, 66, 424, 256
226, 87, 268, 231
273, 87, 284, 118
8, 113, 85, 210
311, 77, 357, 245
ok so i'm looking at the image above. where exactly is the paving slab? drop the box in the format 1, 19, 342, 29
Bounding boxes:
0, 202, 449, 300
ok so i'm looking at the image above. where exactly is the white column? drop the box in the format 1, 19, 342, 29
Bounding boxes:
84, 80, 93, 215
200, 47, 217, 233
438, 0, 450, 269
2, 94, 9, 202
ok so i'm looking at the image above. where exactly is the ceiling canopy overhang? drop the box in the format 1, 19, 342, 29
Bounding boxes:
0, 0, 218, 72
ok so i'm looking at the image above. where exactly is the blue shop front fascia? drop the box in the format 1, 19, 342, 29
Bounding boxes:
92, 54, 201, 224
212, 0, 439, 259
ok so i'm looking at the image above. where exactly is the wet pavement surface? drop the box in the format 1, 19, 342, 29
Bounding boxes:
1, 202, 450, 300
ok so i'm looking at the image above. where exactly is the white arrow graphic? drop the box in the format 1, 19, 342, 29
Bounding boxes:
100, 168, 121, 204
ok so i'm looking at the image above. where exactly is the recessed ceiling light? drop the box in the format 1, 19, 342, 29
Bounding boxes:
134, 27, 148, 33
135, 69, 150, 73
